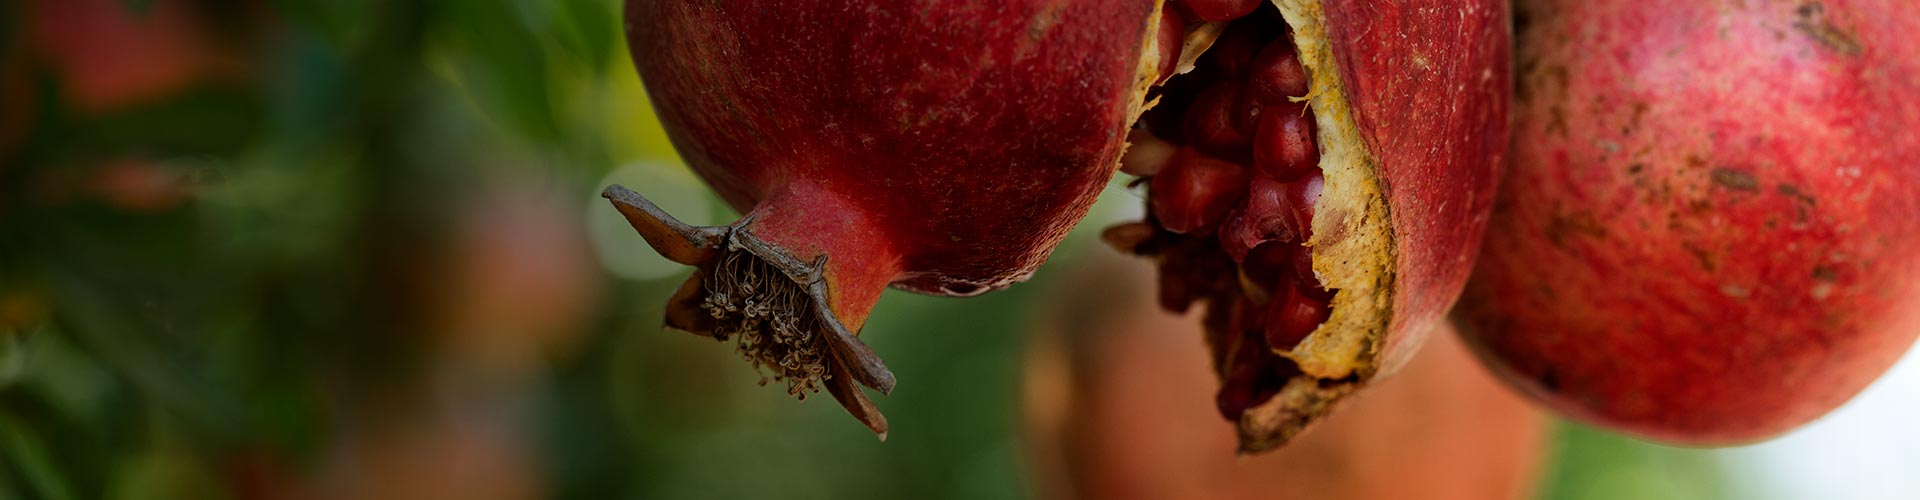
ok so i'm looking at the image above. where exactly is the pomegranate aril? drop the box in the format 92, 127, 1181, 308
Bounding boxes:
1184, 0, 1261, 22
1121, 128, 1179, 177
1265, 285, 1331, 350
1216, 329, 1303, 421
1216, 363, 1279, 420
1203, 21, 1278, 78
1253, 102, 1319, 182
1151, 148, 1249, 235
1250, 39, 1309, 106
1274, 171, 1324, 243
1182, 80, 1255, 159
1219, 210, 1258, 263
1152, 11, 1186, 85
1290, 247, 1335, 301
1239, 174, 1299, 243
1238, 241, 1292, 300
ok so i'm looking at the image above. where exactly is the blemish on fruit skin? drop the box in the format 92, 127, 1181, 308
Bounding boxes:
1544, 209, 1607, 249
1683, 241, 1718, 272
1546, 105, 1568, 137
1793, 3, 1864, 56
1720, 284, 1752, 298
1685, 155, 1709, 170
1710, 168, 1759, 191
1777, 183, 1817, 206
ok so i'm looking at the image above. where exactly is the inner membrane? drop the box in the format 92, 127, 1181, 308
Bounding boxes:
1108, 0, 1335, 423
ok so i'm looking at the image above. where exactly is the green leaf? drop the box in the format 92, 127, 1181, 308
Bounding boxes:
0, 414, 75, 500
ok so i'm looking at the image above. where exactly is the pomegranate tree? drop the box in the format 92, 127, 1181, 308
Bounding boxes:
1104, 0, 1508, 451
1455, 0, 1920, 443
611, 0, 1508, 448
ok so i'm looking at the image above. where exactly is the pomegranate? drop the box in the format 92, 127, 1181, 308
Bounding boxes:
1104, 1, 1509, 451
610, 0, 1163, 436
1024, 255, 1546, 500
1455, 0, 1920, 444
613, 0, 1506, 443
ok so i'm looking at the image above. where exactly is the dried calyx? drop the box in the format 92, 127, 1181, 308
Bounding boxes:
604, 186, 895, 437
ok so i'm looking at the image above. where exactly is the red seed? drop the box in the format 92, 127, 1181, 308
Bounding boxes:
1218, 210, 1257, 262
1184, 0, 1262, 22
1121, 128, 1179, 177
1182, 80, 1254, 159
1152, 12, 1186, 85
1239, 241, 1292, 298
1151, 148, 1250, 235
1253, 102, 1319, 182
1216, 363, 1275, 420
1215, 327, 1302, 421
1274, 170, 1323, 243
1201, 22, 1275, 78
1249, 39, 1309, 106
1242, 174, 1299, 240
1265, 285, 1331, 350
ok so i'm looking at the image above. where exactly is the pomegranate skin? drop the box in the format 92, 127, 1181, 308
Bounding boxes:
615, 0, 1160, 435
1312, 0, 1508, 370
626, 0, 1151, 296
1456, 0, 1920, 444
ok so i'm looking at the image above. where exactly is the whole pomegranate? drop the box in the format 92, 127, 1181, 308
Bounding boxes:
1025, 255, 1546, 500
1102, 1, 1508, 450
1455, 0, 1920, 444
611, 0, 1160, 436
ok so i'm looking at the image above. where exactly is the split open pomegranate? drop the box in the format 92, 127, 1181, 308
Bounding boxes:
1106, 0, 1507, 451
609, 0, 1507, 449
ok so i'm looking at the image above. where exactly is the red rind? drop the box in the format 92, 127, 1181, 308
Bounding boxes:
621, 0, 1156, 433
1314, 0, 1509, 373
626, 0, 1150, 298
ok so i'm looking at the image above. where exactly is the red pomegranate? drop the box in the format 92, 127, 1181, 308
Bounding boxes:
610, 0, 1162, 436
1455, 0, 1920, 444
1025, 255, 1546, 500
1103, 1, 1508, 451
612, 0, 1507, 445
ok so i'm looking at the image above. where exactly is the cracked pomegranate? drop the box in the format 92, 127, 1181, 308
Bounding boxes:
609, 0, 1163, 437
1455, 0, 1920, 444
1107, 0, 1508, 451
610, 0, 1507, 447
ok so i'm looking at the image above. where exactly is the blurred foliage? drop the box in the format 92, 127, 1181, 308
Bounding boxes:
0, 0, 1737, 499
